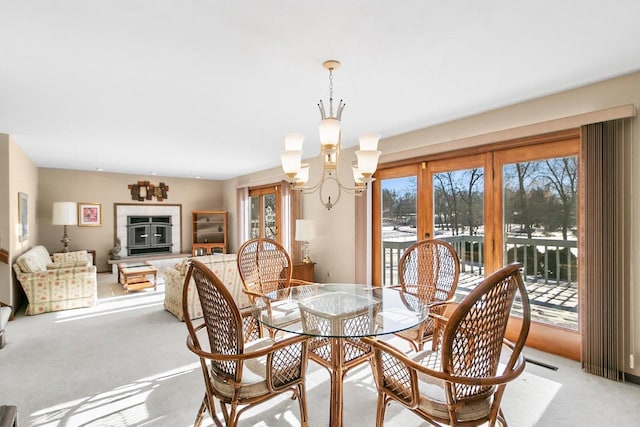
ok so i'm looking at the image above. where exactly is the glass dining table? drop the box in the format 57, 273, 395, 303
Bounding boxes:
252, 283, 430, 427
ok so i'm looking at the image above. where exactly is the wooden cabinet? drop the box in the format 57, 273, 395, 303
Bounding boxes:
192, 211, 227, 256
292, 262, 315, 282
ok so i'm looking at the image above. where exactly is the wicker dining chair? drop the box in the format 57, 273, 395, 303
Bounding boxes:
237, 238, 310, 338
182, 259, 310, 427
393, 239, 460, 351
363, 263, 531, 427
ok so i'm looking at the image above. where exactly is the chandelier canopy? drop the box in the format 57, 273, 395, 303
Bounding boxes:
280, 60, 381, 210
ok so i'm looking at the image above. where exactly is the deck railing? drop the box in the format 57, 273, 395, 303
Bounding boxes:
382, 235, 578, 329
382, 235, 578, 287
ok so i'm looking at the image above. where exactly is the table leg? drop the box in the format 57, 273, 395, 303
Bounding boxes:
329, 337, 344, 427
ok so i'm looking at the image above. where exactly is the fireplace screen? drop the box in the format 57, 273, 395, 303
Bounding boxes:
127, 216, 173, 256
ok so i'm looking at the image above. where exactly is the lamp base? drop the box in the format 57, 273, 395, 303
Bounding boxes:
302, 241, 312, 263
60, 225, 71, 253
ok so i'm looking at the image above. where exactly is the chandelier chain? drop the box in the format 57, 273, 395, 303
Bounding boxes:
328, 68, 334, 118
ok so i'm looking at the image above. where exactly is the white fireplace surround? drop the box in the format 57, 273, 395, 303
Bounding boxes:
115, 204, 181, 256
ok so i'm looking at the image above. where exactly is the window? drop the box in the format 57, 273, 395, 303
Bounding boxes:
249, 184, 281, 242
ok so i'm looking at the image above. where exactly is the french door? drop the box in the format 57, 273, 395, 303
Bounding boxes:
373, 132, 581, 359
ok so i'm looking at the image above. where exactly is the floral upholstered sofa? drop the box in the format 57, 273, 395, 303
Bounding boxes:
13, 246, 98, 315
163, 253, 251, 321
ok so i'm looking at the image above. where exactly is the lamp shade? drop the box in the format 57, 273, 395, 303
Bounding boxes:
355, 150, 382, 176
295, 219, 316, 242
295, 164, 310, 186
358, 133, 380, 151
285, 133, 305, 151
318, 118, 341, 148
52, 202, 77, 225
281, 150, 302, 176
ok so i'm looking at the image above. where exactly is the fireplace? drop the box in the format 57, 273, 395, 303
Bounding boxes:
127, 215, 173, 256
115, 204, 181, 258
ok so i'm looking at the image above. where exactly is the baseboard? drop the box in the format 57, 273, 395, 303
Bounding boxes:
625, 372, 640, 385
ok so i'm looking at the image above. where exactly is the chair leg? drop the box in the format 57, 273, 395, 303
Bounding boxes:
297, 383, 309, 427
496, 408, 508, 427
220, 401, 231, 425
195, 393, 224, 427
193, 398, 207, 427
376, 393, 387, 427
227, 401, 240, 427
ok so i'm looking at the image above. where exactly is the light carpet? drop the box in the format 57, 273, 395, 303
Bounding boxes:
1, 275, 640, 426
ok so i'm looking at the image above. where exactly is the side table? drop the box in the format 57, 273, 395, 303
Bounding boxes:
292, 262, 315, 282
85, 250, 96, 266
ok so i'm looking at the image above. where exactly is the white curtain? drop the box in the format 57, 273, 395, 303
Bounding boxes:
236, 186, 250, 249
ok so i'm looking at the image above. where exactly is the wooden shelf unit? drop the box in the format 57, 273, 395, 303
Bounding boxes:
192, 210, 228, 256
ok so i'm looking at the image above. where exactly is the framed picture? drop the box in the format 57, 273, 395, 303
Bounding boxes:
18, 192, 28, 242
78, 202, 102, 226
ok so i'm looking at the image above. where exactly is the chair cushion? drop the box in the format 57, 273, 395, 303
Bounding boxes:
15, 246, 52, 272
265, 300, 302, 327
47, 261, 88, 269
52, 250, 89, 264
412, 350, 493, 422
211, 338, 275, 399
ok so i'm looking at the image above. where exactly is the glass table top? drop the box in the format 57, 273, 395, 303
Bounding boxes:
252, 283, 429, 339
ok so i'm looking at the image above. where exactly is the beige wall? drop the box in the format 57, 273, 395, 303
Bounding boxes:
224, 70, 640, 375
38, 168, 224, 272
1, 135, 39, 308
224, 151, 358, 283
0, 135, 11, 305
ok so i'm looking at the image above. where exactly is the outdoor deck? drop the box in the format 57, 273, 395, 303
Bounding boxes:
383, 235, 579, 331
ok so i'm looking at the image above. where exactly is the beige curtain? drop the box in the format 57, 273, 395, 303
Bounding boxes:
580, 118, 631, 380
354, 189, 369, 284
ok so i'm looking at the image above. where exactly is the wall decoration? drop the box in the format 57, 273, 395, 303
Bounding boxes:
78, 202, 102, 226
128, 181, 170, 202
18, 192, 28, 242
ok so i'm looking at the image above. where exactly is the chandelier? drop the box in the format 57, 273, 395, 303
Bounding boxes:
280, 60, 381, 210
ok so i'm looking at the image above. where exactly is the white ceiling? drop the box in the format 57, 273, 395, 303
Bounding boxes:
1, 1, 639, 180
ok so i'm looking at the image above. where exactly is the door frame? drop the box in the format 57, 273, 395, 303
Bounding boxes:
372, 128, 583, 360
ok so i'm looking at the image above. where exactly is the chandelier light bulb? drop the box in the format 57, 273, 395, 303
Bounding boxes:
285, 133, 305, 151
318, 118, 341, 149
358, 133, 380, 151
352, 164, 366, 186
295, 164, 310, 187
355, 150, 382, 177
281, 150, 302, 178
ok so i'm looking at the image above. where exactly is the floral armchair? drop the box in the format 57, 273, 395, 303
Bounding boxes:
13, 245, 98, 315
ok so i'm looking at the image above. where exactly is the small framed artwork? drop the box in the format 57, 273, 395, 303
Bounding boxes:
78, 202, 102, 226
18, 192, 28, 242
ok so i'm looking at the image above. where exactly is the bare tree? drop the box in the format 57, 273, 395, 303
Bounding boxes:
458, 168, 483, 235
543, 157, 578, 240
434, 172, 460, 235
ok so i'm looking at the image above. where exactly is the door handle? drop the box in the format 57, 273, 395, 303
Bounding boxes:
140, 234, 148, 238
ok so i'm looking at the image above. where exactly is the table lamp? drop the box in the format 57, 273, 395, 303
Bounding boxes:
295, 219, 316, 263
52, 202, 77, 252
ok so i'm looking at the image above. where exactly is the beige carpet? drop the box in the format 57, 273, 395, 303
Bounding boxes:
2, 273, 640, 426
